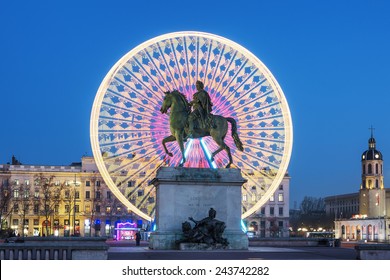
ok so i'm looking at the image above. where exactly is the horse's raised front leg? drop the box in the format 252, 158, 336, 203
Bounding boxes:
162, 135, 176, 157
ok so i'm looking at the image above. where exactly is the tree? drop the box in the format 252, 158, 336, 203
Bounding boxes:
63, 182, 77, 236
300, 196, 325, 214
15, 183, 32, 237
290, 196, 334, 233
104, 191, 124, 238
85, 176, 99, 237
0, 177, 12, 231
34, 174, 63, 236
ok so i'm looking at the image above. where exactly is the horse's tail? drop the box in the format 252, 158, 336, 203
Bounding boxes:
226, 117, 244, 151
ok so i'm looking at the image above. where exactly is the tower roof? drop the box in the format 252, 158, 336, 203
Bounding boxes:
361, 128, 383, 161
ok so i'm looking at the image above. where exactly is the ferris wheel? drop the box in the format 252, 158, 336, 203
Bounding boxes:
90, 31, 293, 221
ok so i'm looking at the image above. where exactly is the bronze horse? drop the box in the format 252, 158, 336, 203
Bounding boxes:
160, 90, 243, 168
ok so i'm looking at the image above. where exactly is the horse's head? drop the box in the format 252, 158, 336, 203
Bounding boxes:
160, 91, 172, 114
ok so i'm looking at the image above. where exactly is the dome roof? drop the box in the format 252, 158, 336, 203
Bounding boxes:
361, 135, 383, 161
361, 149, 383, 161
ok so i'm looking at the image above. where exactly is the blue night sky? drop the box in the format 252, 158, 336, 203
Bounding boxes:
1, 0, 390, 207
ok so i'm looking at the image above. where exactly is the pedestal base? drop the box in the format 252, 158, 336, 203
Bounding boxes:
149, 167, 248, 250
148, 232, 182, 250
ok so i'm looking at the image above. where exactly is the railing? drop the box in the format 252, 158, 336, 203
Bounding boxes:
0, 237, 108, 260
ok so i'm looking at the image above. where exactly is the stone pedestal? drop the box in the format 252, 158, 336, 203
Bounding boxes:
149, 167, 248, 250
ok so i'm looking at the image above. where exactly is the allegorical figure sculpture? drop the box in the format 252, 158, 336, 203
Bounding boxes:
177, 208, 229, 246
160, 81, 244, 168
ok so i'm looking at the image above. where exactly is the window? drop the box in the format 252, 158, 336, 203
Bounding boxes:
116, 206, 121, 213
128, 181, 135, 187
252, 194, 256, 202
96, 205, 101, 213
270, 207, 274, 216
25, 180, 30, 186
65, 180, 69, 186
242, 194, 247, 201
14, 204, 19, 213
86, 181, 91, 187
138, 190, 144, 197
65, 190, 70, 199
96, 180, 100, 187
13, 189, 19, 198
278, 193, 284, 202
75, 191, 80, 199
13, 219, 19, 226
55, 180, 60, 186
278, 221, 283, 228
14, 179, 19, 185
376, 164, 379, 174
75, 205, 79, 213
55, 204, 59, 214
96, 191, 101, 199
34, 204, 39, 214
85, 205, 91, 214
23, 189, 30, 198
34, 219, 39, 226
363, 164, 366, 174
279, 185, 283, 190
368, 164, 372, 174
260, 207, 265, 215
106, 206, 111, 213
376, 180, 379, 189
86, 191, 90, 199
65, 205, 70, 213
269, 194, 274, 202
107, 191, 111, 200
279, 207, 283, 216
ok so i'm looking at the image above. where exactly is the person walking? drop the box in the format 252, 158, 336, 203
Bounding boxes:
135, 231, 141, 246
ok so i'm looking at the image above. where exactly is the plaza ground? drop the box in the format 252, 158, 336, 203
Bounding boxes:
107, 240, 358, 260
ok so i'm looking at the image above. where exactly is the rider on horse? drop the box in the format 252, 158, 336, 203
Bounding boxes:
188, 81, 213, 138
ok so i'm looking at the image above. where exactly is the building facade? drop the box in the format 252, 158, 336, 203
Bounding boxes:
0, 156, 147, 238
325, 133, 390, 242
245, 173, 290, 238
1, 156, 290, 239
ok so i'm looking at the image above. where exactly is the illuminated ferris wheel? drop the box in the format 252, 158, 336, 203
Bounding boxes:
90, 31, 293, 221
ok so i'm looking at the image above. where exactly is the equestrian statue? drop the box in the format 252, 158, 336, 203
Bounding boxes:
160, 81, 243, 168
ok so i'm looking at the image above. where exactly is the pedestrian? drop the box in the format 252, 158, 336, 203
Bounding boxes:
135, 231, 141, 246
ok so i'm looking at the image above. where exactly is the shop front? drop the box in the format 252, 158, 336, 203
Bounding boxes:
114, 221, 138, 240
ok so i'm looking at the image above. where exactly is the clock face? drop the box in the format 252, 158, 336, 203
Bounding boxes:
375, 154, 379, 159
362, 155, 365, 160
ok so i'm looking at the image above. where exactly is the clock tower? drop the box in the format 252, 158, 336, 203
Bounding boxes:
359, 128, 385, 217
